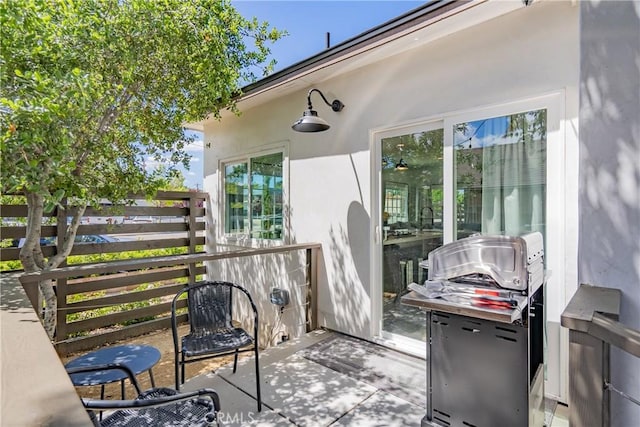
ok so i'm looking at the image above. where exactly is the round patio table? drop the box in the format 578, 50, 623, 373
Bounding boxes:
65, 344, 161, 400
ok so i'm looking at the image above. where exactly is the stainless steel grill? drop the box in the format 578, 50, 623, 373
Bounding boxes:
402, 232, 545, 427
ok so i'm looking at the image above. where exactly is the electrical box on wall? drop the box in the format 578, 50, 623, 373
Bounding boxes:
270, 288, 290, 307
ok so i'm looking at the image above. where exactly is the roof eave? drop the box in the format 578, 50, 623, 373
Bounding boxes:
239, 0, 471, 98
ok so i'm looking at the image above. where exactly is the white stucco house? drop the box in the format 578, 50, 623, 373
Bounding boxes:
190, 1, 639, 425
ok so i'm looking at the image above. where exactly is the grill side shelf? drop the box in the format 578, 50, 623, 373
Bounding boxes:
401, 290, 526, 324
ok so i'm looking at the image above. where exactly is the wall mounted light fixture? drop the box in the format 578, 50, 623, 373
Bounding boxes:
292, 88, 344, 132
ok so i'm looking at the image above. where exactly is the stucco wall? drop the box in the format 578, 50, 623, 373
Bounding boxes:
579, 1, 640, 425
204, 0, 579, 343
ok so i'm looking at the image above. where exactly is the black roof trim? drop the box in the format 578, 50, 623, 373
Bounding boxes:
240, 0, 468, 96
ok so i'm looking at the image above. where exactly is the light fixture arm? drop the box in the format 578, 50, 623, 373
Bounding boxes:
292, 87, 344, 132
307, 88, 344, 112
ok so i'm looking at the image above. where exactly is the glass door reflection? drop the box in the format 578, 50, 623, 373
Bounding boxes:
381, 127, 444, 343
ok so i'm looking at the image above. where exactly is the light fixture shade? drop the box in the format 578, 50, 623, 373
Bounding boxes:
292, 109, 330, 132
395, 158, 409, 171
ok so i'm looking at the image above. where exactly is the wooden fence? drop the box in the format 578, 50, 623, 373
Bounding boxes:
1, 191, 207, 263
1, 191, 209, 354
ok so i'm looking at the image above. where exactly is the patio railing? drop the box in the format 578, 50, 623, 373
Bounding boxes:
19, 243, 321, 356
561, 283, 640, 427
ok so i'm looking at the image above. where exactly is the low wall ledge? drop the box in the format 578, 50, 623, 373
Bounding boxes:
1, 272, 91, 426
561, 283, 621, 332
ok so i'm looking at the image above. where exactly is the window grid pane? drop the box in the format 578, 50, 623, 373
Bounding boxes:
384, 183, 409, 224
224, 162, 248, 234
250, 153, 283, 240
223, 152, 284, 240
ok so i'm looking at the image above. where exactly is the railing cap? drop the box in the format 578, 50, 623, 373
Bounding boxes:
19, 242, 323, 283
561, 283, 621, 332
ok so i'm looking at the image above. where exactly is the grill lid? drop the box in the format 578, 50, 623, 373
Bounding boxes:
427, 232, 543, 291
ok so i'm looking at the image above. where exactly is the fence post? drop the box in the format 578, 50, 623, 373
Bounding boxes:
55, 199, 68, 341
305, 247, 318, 332
187, 195, 197, 285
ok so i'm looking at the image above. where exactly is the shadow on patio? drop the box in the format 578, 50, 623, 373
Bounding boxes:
180, 329, 427, 427
59, 326, 427, 426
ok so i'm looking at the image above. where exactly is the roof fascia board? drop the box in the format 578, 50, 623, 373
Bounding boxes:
240, 0, 471, 98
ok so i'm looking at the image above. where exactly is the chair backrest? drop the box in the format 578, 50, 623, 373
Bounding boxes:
187, 281, 234, 333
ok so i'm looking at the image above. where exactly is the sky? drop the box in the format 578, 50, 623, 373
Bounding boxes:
176, 1, 425, 190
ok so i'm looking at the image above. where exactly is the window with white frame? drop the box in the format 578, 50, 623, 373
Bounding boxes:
384, 182, 409, 224
223, 151, 284, 240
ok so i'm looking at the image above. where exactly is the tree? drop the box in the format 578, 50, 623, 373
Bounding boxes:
0, 0, 283, 338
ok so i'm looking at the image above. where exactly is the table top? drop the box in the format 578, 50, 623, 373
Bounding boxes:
65, 344, 161, 386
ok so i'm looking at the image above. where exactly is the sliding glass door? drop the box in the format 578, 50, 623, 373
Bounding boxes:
374, 99, 562, 393
453, 110, 547, 239
378, 123, 444, 345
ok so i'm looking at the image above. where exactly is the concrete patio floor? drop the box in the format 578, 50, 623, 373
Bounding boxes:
180, 329, 569, 427
182, 329, 425, 426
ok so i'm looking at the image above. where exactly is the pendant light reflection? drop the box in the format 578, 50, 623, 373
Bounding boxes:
292, 88, 344, 132
395, 143, 409, 171
395, 158, 409, 171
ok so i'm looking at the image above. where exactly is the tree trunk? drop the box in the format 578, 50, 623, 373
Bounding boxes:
20, 191, 85, 340
38, 279, 57, 338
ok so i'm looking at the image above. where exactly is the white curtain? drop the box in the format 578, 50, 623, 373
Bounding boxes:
480, 113, 545, 236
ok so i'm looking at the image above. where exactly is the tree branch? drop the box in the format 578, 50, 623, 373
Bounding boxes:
46, 205, 86, 269
75, 83, 141, 172
97, 83, 140, 134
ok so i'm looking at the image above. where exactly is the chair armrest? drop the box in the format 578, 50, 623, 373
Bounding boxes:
172, 286, 189, 355
81, 387, 221, 413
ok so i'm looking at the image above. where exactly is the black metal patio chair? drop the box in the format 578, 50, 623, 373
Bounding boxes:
66, 363, 220, 427
171, 280, 261, 412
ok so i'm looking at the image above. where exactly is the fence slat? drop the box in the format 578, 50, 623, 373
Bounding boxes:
64, 283, 186, 315
65, 300, 180, 334
1, 246, 56, 261
66, 237, 205, 256
2, 225, 57, 239
20, 243, 320, 282
66, 265, 205, 294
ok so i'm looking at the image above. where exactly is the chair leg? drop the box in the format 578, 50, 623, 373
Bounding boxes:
99, 385, 105, 421
233, 349, 239, 373
148, 368, 156, 388
254, 344, 261, 412
181, 351, 186, 387
175, 351, 181, 391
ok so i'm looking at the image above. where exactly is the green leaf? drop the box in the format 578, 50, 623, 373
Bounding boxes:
52, 189, 65, 201
44, 201, 56, 213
